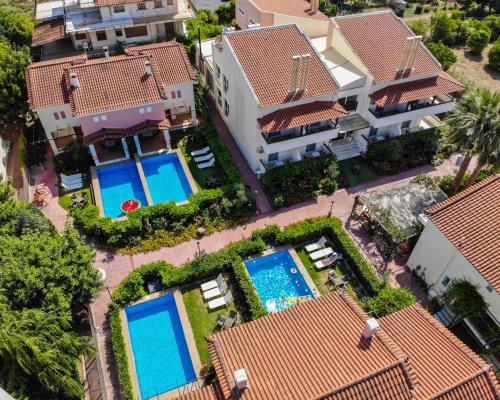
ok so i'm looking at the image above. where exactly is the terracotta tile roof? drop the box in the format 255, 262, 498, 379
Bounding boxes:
370, 72, 465, 106
381, 304, 500, 400
26, 42, 195, 115
333, 11, 441, 84
258, 101, 347, 132
250, 0, 329, 21
83, 118, 170, 143
176, 384, 220, 400
225, 25, 339, 108
426, 174, 500, 292
32, 17, 68, 47
68, 55, 164, 116
206, 291, 417, 400
126, 41, 197, 86
25, 54, 87, 110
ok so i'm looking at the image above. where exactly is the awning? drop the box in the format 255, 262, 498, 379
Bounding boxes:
32, 17, 68, 47
370, 72, 465, 107
258, 101, 348, 133
83, 119, 171, 144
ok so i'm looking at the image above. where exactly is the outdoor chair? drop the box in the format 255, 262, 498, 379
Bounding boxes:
194, 152, 214, 163
208, 291, 233, 310
314, 253, 340, 270
198, 158, 215, 169
309, 247, 334, 261
327, 270, 347, 288
203, 280, 228, 300
190, 146, 210, 157
223, 310, 238, 329
201, 273, 223, 292
215, 314, 226, 330
305, 236, 328, 253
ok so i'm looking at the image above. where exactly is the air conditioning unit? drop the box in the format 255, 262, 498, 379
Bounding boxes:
82, 41, 89, 50
257, 146, 264, 154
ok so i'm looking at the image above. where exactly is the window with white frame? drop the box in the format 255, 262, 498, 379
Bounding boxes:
441, 275, 451, 288
177, 90, 181, 98
166, 0, 173, 5
238, 6, 245, 15
146, 106, 152, 113
113, 5, 125, 12
139, 107, 145, 114
215, 64, 220, 79
217, 89, 222, 108
224, 99, 229, 117
249, 18, 255, 24
60, 111, 67, 119
100, 114, 108, 121
54, 112, 60, 120
171, 91, 176, 99
222, 74, 229, 92
92, 116, 100, 122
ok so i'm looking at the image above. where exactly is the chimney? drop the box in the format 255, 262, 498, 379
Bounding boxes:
361, 318, 380, 340
234, 369, 248, 390
399, 36, 422, 72
298, 53, 311, 91
70, 72, 80, 88
103, 46, 109, 58
145, 60, 153, 76
290, 55, 301, 93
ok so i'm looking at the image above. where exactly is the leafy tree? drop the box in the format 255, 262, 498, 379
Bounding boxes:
363, 286, 416, 317
0, 298, 94, 400
466, 29, 492, 54
488, 40, 500, 71
431, 12, 458, 45
444, 87, 499, 193
0, 8, 33, 47
409, 20, 429, 37
52, 139, 93, 174
427, 41, 457, 70
443, 279, 489, 323
215, 0, 235, 24
0, 37, 31, 123
485, 14, 500, 41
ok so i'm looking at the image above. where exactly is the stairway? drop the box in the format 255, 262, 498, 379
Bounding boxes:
329, 140, 361, 161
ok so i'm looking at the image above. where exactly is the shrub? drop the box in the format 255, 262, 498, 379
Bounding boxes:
415, 4, 423, 14
226, 237, 266, 258
426, 41, 457, 70
109, 305, 134, 400
431, 12, 458, 44
363, 286, 416, 317
409, 20, 429, 36
232, 261, 267, 319
466, 29, 491, 54
52, 139, 93, 175
485, 15, 500, 41
262, 156, 339, 208
250, 224, 281, 245
366, 129, 440, 175
488, 40, 500, 72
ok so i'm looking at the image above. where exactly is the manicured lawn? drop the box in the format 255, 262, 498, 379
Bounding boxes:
182, 284, 237, 366
339, 157, 379, 187
178, 139, 224, 189
58, 187, 92, 211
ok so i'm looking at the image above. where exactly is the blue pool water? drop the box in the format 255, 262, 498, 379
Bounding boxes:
125, 294, 196, 399
96, 162, 148, 219
140, 153, 193, 205
245, 250, 314, 313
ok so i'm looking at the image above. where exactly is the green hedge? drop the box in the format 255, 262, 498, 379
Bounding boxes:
261, 155, 340, 208
366, 129, 440, 175
109, 217, 415, 398
109, 305, 134, 400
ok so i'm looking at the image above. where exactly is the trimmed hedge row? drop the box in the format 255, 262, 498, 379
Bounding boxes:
109, 305, 134, 400
110, 217, 414, 399
367, 129, 440, 175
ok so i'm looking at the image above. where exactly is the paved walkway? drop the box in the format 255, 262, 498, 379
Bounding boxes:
206, 97, 273, 214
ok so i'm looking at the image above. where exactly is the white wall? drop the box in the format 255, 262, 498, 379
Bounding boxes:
408, 221, 500, 324
272, 13, 329, 38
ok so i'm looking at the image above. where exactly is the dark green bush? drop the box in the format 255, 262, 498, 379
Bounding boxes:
427, 41, 457, 70
363, 286, 416, 317
366, 129, 440, 175
488, 40, 500, 72
109, 305, 134, 400
466, 29, 492, 54
232, 261, 267, 319
250, 224, 281, 245
226, 238, 266, 258
262, 155, 339, 208
52, 139, 93, 175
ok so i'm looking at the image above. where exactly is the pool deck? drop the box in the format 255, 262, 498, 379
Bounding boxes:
246, 245, 321, 301
120, 288, 203, 400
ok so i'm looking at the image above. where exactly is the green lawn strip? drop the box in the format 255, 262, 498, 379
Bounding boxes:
58, 187, 92, 211
339, 157, 379, 187
182, 285, 236, 366
178, 140, 222, 189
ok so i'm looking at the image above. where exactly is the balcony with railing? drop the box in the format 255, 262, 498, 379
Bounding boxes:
369, 94, 454, 119
261, 120, 338, 145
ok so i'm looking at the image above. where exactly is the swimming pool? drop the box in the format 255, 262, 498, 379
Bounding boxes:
96, 162, 148, 219
245, 249, 314, 313
140, 153, 193, 205
125, 294, 196, 399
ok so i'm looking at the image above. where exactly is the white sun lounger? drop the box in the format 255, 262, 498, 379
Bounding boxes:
310, 247, 334, 261
203, 281, 228, 300
201, 273, 223, 292
305, 236, 327, 253
195, 152, 214, 163
208, 291, 233, 310
190, 146, 210, 157
314, 253, 339, 270
198, 158, 215, 169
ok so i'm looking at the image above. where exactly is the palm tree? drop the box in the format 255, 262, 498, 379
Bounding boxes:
444, 87, 500, 193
